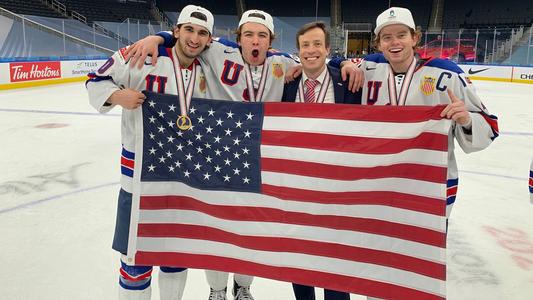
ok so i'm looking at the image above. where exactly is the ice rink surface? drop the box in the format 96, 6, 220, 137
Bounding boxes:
1, 80, 532, 300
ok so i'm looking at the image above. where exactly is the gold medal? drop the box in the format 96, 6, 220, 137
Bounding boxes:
172, 48, 196, 131
176, 115, 192, 131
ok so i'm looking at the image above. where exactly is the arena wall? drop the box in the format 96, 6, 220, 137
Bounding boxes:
1, 58, 532, 90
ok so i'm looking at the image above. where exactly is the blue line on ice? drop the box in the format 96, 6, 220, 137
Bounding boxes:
0, 182, 119, 215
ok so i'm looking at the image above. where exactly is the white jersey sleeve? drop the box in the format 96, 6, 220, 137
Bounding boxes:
86, 47, 131, 113
449, 71, 499, 153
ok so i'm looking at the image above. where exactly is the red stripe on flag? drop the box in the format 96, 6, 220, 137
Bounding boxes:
262, 131, 448, 154
262, 184, 445, 215
261, 158, 447, 183
121, 156, 134, 169
528, 178, 533, 186
137, 223, 446, 279
264, 102, 446, 123
139, 196, 445, 246
135, 252, 445, 300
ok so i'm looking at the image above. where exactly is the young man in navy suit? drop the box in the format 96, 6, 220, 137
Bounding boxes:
282, 21, 360, 300
282, 22, 361, 105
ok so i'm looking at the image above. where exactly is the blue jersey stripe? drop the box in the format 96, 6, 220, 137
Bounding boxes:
447, 178, 459, 187
121, 166, 134, 177
122, 148, 135, 160
446, 196, 457, 205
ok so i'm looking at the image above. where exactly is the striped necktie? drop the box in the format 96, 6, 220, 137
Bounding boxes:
304, 79, 319, 103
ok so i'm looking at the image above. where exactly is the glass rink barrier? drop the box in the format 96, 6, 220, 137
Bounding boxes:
418, 26, 533, 66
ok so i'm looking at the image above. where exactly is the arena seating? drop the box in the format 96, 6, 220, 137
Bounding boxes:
443, 0, 532, 28
58, 0, 156, 22
0, 0, 64, 18
342, 0, 432, 30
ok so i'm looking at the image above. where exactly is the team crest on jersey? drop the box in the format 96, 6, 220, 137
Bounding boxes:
199, 74, 206, 93
420, 76, 436, 95
272, 63, 284, 79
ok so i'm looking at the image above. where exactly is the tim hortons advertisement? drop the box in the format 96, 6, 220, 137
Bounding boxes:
9, 61, 61, 82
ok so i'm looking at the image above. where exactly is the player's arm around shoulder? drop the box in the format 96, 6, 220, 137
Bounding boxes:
198, 37, 238, 67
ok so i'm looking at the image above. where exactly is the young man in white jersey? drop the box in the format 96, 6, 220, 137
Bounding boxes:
86, 5, 213, 300
360, 7, 498, 221
360, 7, 499, 299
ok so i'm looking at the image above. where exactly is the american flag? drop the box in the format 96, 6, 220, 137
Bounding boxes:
127, 91, 451, 300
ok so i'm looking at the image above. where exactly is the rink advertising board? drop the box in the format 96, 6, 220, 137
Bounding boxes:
0, 63, 9, 85
1, 59, 531, 89
61, 60, 104, 78
9, 61, 61, 82
458, 64, 533, 84
457, 64, 513, 82
0, 59, 106, 90
512, 67, 533, 84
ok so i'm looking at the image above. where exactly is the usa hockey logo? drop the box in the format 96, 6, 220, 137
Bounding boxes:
272, 63, 284, 79
199, 74, 207, 93
420, 76, 436, 95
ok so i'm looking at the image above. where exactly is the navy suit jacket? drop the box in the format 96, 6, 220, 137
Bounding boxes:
282, 65, 362, 104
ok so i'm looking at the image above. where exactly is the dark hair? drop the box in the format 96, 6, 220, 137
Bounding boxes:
175, 12, 208, 31
248, 12, 265, 20
295, 21, 330, 50
175, 11, 211, 36
190, 11, 207, 22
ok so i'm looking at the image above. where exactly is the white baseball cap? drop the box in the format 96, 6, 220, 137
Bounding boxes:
177, 5, 214, 35
238, 9, 275, 34
374, 7, 415, 35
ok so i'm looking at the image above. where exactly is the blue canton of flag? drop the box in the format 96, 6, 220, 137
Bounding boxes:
140, 91, 263, 192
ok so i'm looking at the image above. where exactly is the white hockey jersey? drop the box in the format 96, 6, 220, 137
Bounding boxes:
158, 33, 298, 102
86, 46, 207, 193
360, 53, 499, 217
